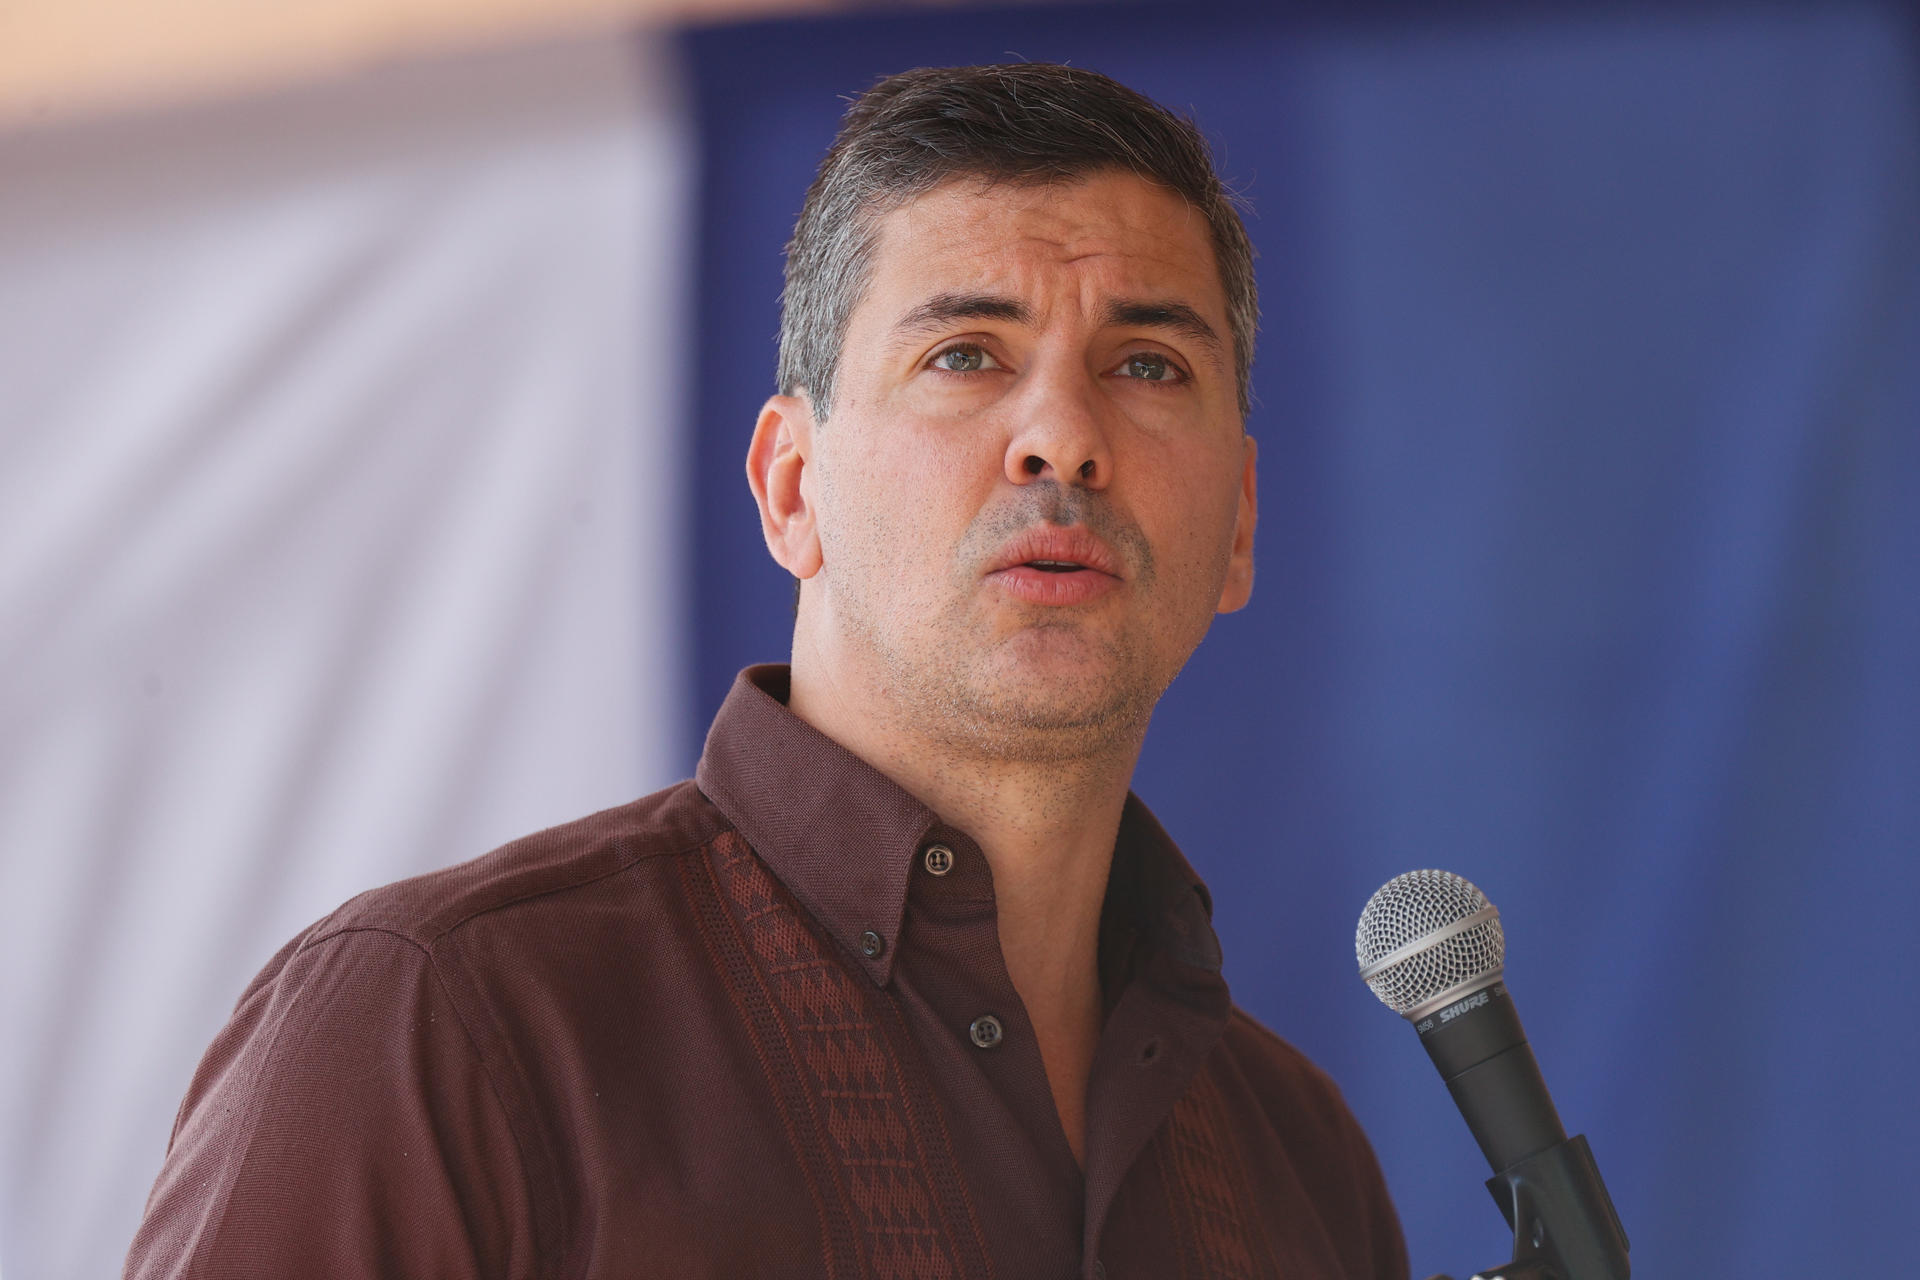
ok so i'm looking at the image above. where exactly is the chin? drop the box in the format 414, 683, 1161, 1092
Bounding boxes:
967, 652, 1157, 739
881, 621, 1172, 750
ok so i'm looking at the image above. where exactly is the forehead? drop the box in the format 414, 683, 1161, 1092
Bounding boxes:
857, 171, 1226, 322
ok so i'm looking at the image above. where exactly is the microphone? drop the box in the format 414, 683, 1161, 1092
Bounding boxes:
1356, 870, 1629, 1280
1355, 869, 1562, 1172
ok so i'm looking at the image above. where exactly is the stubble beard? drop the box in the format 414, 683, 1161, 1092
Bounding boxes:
826, 481, 1173, 766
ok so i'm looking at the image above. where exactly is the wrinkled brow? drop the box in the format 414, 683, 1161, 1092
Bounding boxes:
883, 291, 1226, 363
888, 292, 1033, 349
1102, 299, 1225, 361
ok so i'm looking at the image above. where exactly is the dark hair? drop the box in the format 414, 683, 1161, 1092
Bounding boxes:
777, 63, 1258, 420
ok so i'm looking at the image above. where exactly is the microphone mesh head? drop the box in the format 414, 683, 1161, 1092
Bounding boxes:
1355, 870, 1505, 1016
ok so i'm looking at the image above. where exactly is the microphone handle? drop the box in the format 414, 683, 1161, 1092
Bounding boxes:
1415, 979, 1567, 1174
1413, 978, 1629, 1279
1445, 1040, 1567, 1174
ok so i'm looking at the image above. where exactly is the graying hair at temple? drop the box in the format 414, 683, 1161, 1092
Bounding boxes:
776, 62, 1260, 421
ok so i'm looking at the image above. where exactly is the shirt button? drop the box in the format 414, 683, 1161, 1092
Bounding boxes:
923, 844, 954, 876
859, 930, 885, 959
968, 1014, 1004, 1049
1093, 1262, 1107, 1280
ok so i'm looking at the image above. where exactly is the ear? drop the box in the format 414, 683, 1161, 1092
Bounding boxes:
1215, 433, 1257, 614
746, 393, 824, 579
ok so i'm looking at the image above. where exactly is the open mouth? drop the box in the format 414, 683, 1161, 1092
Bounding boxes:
986, 526, 1123, 604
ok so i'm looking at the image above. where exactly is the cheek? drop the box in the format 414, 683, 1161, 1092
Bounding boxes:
1149, 451, 1242, 548
817, 427, 982, 572
868, 414, 997, 513
1143, 462, 1245, 605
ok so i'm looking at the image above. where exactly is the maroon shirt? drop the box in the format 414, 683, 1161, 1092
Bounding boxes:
127, 666, 1407, 1279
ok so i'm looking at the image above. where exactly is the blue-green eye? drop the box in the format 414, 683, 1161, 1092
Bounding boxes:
1122, 353, 1181, 382
933, 345, 989, 372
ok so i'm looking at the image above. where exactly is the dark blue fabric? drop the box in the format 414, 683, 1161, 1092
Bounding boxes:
683, 5, 1920, 1274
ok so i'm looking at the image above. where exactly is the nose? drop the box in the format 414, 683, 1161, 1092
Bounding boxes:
1002, 364, 1113, 489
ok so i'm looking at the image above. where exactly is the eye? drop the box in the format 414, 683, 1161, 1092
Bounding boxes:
1117, 352, 1186, 383
930, 343, 1000, 373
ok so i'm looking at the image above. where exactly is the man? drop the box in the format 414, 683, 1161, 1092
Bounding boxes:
126, 63, 1407, 1279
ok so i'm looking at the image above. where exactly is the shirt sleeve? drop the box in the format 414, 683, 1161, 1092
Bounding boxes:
1224, 1010, 1411, 1280
124, 926, 541, 1280
1330, 1082, 1412, 1280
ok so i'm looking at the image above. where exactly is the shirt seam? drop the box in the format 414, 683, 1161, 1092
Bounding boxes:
418, 932, 550, 1280
168, 952, 309, 1277
277, 926, 549, 1279
303, 823, 730, 954
174, 928, 531, 1278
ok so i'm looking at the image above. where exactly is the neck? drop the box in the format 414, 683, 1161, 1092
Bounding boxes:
788, 638, 1147, 1167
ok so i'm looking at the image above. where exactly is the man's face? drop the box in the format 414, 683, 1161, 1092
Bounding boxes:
769, 170, 1256, 759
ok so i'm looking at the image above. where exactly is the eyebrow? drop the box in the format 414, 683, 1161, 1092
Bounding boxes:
883, 290, 1225, 361
1100, 299, 1225, 361
888, 292, 1034, 348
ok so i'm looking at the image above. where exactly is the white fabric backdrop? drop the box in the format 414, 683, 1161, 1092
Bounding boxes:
0, 35, 690, 1279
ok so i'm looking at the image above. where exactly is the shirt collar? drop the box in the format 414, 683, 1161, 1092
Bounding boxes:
696, 665, 1224, 986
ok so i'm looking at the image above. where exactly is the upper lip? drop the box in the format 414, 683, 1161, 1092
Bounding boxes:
988, 525, 1123, 578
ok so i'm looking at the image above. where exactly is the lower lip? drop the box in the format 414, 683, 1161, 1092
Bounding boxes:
988, 565, 1122, 606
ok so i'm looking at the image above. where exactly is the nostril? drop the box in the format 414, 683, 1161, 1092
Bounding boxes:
1023, 455, 1045, 476
1079, 459, 1095, 479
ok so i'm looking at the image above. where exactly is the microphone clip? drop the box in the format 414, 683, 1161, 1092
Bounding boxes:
1468, 1134, 1630, 1280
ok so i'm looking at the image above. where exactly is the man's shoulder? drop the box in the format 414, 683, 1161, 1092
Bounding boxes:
1219, 1006, 1333, 1084
308, 778, 731, 952
1216, 1005, 1371, 1145
1213, 1005, 1408, 1275
132, 790, 738, 1279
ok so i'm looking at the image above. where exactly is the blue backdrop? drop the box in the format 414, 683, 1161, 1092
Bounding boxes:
683, 4, 1920, 1274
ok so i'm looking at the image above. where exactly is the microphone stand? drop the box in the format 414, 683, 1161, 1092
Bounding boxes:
1464, 1134, 1630, 1280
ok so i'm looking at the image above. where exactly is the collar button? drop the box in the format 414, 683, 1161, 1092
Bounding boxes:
859, 930, 885, 959
968, 1014, 1004, 1049
923, 844, 954, 876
